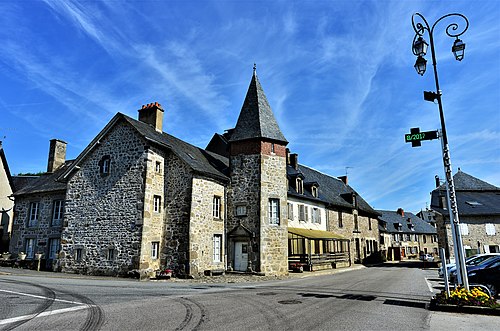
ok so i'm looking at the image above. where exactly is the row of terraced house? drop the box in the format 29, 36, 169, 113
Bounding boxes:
1, 70, 498, 277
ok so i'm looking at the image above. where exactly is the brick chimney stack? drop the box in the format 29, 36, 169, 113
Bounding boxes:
138, 102, 164, 132
338, 176, 348, 185
289, 153, 299, 170
47, 139, 67, 173
397, 208, 405, 217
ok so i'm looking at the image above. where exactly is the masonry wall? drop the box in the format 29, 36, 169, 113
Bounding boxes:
162, 152, 192, 274
189, 177, 225, 275
60, 122, 146, 276
327, 209, 378, 264
10, 192, 65, 262
438, 214, 500, 260
259, 149, 288, 276
139, 148, 166, 273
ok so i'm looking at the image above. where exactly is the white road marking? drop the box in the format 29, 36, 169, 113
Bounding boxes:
424, 278, 435, 293
0, 289, 85, 305
0, 306, 89, 325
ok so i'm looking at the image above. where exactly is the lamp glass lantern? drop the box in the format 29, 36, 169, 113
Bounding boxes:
413, 37, 429, 56
414, 56, 427, 76
452, 38, 465, 61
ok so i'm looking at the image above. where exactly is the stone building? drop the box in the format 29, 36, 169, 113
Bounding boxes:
9, 139, 68, 266
430, 170, 500, 260
9, 69, 379, 277
378, 208, 438, 261
0, 142, 15, 252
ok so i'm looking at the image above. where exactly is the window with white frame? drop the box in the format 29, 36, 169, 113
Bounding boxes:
49, 238, 60, 259
296, 178, 303, 194
155, 161, 161, 173
52, 200, 64, 226
151, 241, 159, 259
486, 223, 496, 236
459, 223, 469, 236
25, 238, 36, 258
236, 205, 247, 216
213, 196, 221, 219
269, 199, 280, 225
213, 234, 222, 262
100, 156, 111, 176
28, 202, 39, 227
153, 195, 161, 213
312, 208, 321, 224
311, 186, 318, 198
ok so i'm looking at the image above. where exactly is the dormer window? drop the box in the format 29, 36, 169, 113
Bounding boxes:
311, 186, 318, 198
99, 155, 111, 176
296, 178, 304, 194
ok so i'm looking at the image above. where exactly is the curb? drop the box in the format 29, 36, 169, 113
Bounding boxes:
429, 299, 500, 316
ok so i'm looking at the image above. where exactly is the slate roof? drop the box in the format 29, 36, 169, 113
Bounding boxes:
13, 161, 74, 196
378, 210, 437, 234
229, 71, 288, 144
288, 164, 379, 216
59, 113, 229, 183
430, 170, 500, 217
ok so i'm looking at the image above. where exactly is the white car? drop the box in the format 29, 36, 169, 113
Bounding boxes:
421, 254, 434, 262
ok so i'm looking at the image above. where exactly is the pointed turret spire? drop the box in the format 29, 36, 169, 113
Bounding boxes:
230, 68, 288, 144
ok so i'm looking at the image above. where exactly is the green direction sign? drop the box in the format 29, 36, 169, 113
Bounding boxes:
405, 128, 439, 147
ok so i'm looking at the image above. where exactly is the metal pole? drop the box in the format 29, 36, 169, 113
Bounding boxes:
440, 248, 450, 297
412, 13, 469, 290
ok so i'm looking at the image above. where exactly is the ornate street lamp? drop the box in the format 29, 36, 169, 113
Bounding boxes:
411, 13, 470, 290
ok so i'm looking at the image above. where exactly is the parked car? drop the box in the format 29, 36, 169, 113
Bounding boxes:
439, 253, 500, 277
449, 255, 500, 285
421, 254, 434, 262
468, 259, 500, 297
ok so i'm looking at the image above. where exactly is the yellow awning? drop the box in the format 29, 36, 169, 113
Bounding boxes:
288, 227, 346, 240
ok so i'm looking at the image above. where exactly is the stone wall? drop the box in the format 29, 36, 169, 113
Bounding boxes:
162, 152, 193, 274
60, 121, 146, 276
10, 192, 65, 261
139, 148, 166, 273
327, 209, 378, 264
259, 152, 288, 276
189, 176, 226, 275
437, 214, 500, 260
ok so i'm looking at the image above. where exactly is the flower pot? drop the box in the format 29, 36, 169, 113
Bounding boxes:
18, 253, 26, 260
35, 253, 43, 260
1, 253, 11, 260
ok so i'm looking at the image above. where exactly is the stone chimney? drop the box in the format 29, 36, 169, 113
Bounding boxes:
47, 139, 67, 173
396, 208, 404, 217
338, 176, 348, 185
138, 102, 164, 132
290, 153, 298, 170
435, 175, 440, 188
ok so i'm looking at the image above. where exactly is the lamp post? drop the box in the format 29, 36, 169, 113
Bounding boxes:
411, 13, 470, 290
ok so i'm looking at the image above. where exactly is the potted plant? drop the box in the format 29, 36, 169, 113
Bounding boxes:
35, 252, 43, 260
1, 252, 11, 260
18, 252, 26, 260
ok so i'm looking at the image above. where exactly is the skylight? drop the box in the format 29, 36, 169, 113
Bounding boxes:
465, 201, 482, 207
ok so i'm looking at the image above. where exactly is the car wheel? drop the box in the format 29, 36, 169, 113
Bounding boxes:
485, 284, 497, 298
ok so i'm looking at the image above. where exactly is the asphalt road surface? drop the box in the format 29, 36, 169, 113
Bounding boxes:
0, 263, 498, 330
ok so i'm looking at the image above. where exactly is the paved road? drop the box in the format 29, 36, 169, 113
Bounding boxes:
0, 263, 498, 330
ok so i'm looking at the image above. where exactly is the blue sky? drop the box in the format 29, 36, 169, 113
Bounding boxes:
0, 0, 499, 213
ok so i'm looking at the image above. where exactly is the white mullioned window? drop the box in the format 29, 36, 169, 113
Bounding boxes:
28, 202, 39, 227
153, 195, 161, 213
151, 241, 159, 259
213, 196, 221, 218
52, 200, 64, 226
213, 234, 222, 262
269, 199, 280, 225
236, 205, 247, 216
459, 223, 469, 236
25, 238, 36, 258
